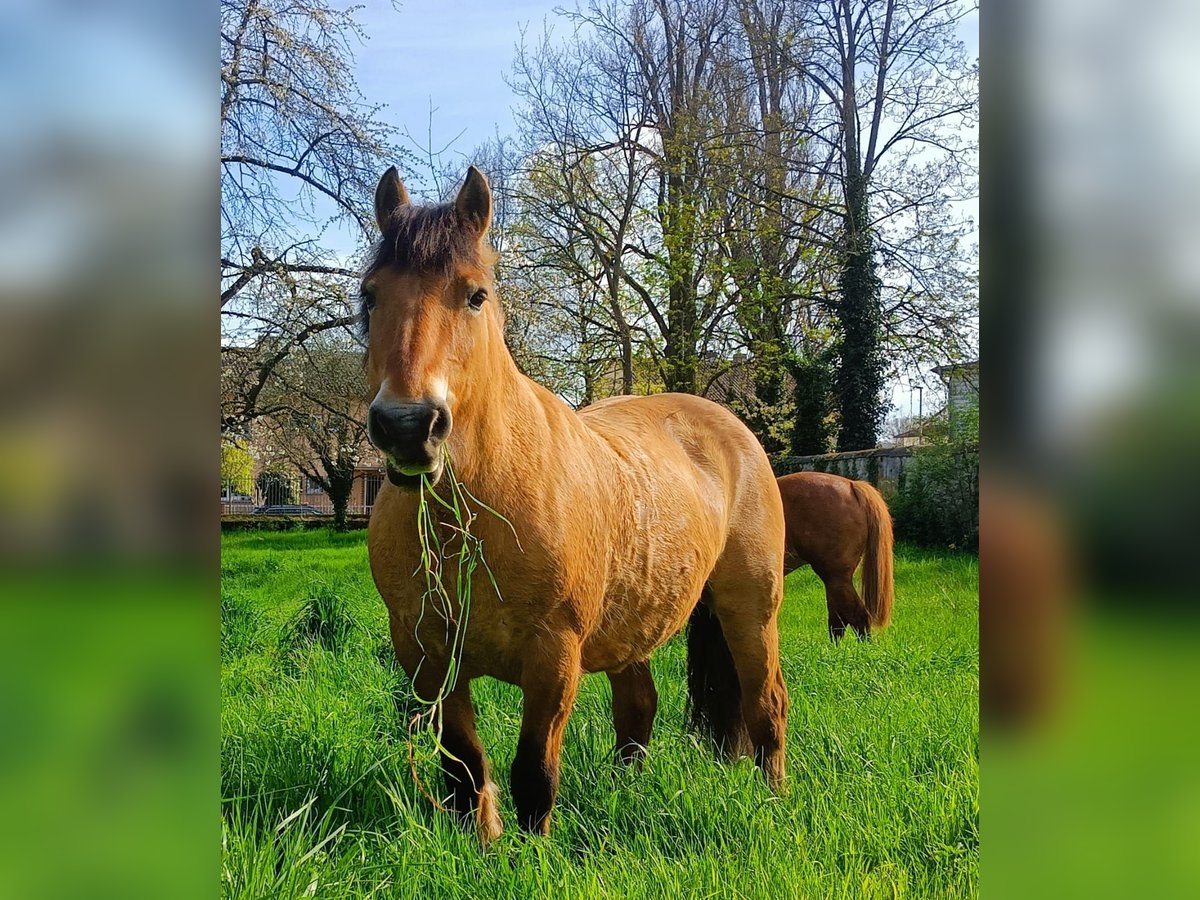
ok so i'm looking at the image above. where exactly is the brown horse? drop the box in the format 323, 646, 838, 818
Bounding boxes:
777, 471, 895, 640
363, 166, 789, 844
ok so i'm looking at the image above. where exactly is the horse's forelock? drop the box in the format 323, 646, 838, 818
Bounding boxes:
367, 203, 485, 279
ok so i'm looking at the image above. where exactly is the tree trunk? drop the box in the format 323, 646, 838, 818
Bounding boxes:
662, 170, 699, 394
327, 465, 355, 532
663, 279, 699, 393
620, 327, 634, 395
605, 269, 635, 395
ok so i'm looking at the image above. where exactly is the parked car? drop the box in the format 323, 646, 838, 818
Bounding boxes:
253, 504, 325, 516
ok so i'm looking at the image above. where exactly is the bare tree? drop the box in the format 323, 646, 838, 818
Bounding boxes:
510, 20, 660, 398
706, 0, 835, 450
794, 0, 978, 449
513, 0, 751, 396
220, 0, 406, 433
256, 337, 371, 531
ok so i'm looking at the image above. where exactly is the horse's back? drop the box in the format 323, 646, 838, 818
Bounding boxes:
580, 392, 777, 514
777, 471, 868, 574
580, 393, 785, 572
580, 392, 763, 465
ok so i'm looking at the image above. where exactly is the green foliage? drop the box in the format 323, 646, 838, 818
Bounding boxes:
222, 531, 978, 898
789, 351, 836, 455
221, 442, 254, 493
865, 453, 881, 486
730, 393, 796, 455
892, 443, 979, 551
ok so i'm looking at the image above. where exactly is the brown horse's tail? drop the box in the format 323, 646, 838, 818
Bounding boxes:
851, 480, 895, 631
686, 589, 750, 757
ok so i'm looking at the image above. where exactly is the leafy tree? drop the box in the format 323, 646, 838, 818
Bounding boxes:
221, 441, 254, 495
790, 350, 837, 455
891, 398, 979, 549
256, 469, 296, 507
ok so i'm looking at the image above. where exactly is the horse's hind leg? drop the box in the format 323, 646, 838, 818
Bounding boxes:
706, 576, 790, 791
824, 576, 849, 641
608, 660, 657, 764
822, 570, 871, 641
437, 685, 503, 845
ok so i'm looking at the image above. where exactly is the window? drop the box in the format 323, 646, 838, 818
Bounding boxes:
363, 474, 383, 508
305, 476, 325, 494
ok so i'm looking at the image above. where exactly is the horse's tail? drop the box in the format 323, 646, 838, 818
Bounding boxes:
686, 589, 750, 757
851, 480, 895, 631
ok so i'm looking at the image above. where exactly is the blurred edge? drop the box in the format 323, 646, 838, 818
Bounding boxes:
0, 2, 214, 899
983, 0, 1200, 897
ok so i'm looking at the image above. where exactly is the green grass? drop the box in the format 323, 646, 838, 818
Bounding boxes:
221, 530, 977, 899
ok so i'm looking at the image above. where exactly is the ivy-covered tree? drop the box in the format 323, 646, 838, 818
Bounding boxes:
798, 0, 978, 449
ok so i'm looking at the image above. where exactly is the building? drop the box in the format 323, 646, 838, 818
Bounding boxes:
890, 426, 932, 449
933, 360, 980, 440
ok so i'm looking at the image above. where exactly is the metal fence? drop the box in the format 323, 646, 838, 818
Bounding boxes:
221, 468, 385, 517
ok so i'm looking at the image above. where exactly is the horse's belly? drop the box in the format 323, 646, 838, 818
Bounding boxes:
578, 489, 726, 671
580, 607, 689, 672
581, 555, 714, 672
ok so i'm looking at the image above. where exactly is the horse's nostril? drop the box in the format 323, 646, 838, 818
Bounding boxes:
369, 401, 450, 455
369, 407, 392, 444
429, 402, 452, 442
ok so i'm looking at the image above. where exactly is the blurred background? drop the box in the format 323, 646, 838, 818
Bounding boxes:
0, 2, 213, 899
983, 0, 1200, 896
0, 0, 1195, 896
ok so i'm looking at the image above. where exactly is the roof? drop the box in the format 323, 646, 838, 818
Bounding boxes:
932, 360, 979, 378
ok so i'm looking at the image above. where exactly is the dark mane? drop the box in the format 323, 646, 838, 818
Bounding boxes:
366, 202, 485, 280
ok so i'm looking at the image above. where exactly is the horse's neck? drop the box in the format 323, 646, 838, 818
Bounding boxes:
448, 359, 604, 506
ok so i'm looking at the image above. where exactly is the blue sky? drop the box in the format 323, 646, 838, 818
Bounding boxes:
345, 1, 978, 422
354, 0, 562, 193
354, 0, 978, 187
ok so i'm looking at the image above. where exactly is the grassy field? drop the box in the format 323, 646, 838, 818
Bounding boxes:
221, 529, 977, 899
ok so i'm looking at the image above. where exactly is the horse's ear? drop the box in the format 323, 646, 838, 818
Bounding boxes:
455, 166, 492, 238
374, 167, 410, 232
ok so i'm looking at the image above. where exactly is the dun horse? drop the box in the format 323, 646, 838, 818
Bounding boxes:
777, 471, 895, 640
364, 166, 789, 843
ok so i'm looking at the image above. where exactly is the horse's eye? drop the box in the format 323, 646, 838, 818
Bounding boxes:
468, 288, 487, 312
361, 287, 376, 313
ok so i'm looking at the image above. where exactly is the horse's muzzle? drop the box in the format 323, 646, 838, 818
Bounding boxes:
368, 399, 451, 488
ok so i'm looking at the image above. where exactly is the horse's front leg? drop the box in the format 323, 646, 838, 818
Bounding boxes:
510, 637, 582, 836
389, 612, 502, 844
437, 684, 503, 845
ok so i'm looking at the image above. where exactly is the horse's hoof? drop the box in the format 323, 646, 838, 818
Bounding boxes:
769, 772, 790, 796
476, 783, 503, 846
615, 741, 649, 767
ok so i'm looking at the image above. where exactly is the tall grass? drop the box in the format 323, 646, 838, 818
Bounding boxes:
221, 531, 978, 898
